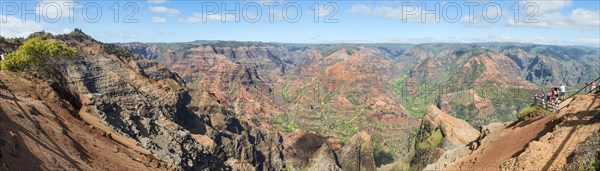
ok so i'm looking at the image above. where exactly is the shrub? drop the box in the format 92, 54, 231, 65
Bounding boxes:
1, 37, 77, 74
101, 43, 133, 58
373, 139, 395, 166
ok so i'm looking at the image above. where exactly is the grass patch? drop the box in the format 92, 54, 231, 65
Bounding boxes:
518, 105, 551, 121
417, 129, 443, 150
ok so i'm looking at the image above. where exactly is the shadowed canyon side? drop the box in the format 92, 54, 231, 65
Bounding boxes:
0, 31, 379, 170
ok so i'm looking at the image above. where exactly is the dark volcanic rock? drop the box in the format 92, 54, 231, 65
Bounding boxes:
337, 131, 377, 171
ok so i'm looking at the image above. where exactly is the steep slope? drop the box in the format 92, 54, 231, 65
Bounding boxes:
0, 72, 157, 170
408, 105, 480, 170
500, 94, 600, 170
0, 31, 379, 170
426, 94, 600, 170
424, 105, 480, 150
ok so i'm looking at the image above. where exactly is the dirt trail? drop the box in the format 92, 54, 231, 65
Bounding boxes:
501, 94, 600, 170
446, 94, 600, 170
447, 113, 557, 170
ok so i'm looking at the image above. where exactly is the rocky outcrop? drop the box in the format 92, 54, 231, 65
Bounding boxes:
424, 105, 480, 150
422, 121, 508, 171
424, 94, 600, 170
0, 72, 161, 170
303, 145, 343, 171
337, 131, 377, 171
57, 30, 227, 170
0, 39, 18, 54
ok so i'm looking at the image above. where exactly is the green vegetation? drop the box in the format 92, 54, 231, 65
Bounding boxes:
102, 43, 132, 58
320, 87, 339, 106
273, 80, 410, 166
327, 105, 371, 143
1, 37, 77, 75
416, 129, 443, 150
517, 105, 550, 121
271, 114, 297, 133
280, 81, 314, 104
372, 139, 395, 167
2, 37, 25, 45
58, 28, 96, 43
281, 166, 297, 171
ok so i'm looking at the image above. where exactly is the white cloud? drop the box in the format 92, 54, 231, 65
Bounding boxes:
507, 8, 599, 30
348, 4, 372, 14
148, 6, 179, 16
565, 38, 600, 47
322, 35, 599, 48
522, 0, 572, 14
148, 0, 168, 4
0, 15, 44, 37
35, 0, 77, 19
507, 0, 598, 30
480, 36, 600, 48
178, 13, 237, 23
569, 8, 600, 28
151, 16, 166, 23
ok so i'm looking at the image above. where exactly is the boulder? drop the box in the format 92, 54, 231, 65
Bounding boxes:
304, 145, 343, 171
337, 131, 376, 171
425, 105, 480, 150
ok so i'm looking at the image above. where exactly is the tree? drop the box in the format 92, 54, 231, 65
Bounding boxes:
1, 37, 77, 75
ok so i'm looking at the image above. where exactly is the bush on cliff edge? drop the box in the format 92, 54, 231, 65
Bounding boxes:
1, 37, 77, 75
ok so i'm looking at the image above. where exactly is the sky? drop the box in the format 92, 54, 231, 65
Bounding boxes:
1, 0, 599, 47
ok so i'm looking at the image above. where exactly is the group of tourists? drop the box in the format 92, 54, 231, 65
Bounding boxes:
533, 80, 599, 111
585, 81, 597, 93
533, 84, 566, 110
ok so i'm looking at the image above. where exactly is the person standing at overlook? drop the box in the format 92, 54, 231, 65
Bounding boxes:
560, 84, 566, 99
541, 91, 547, 107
